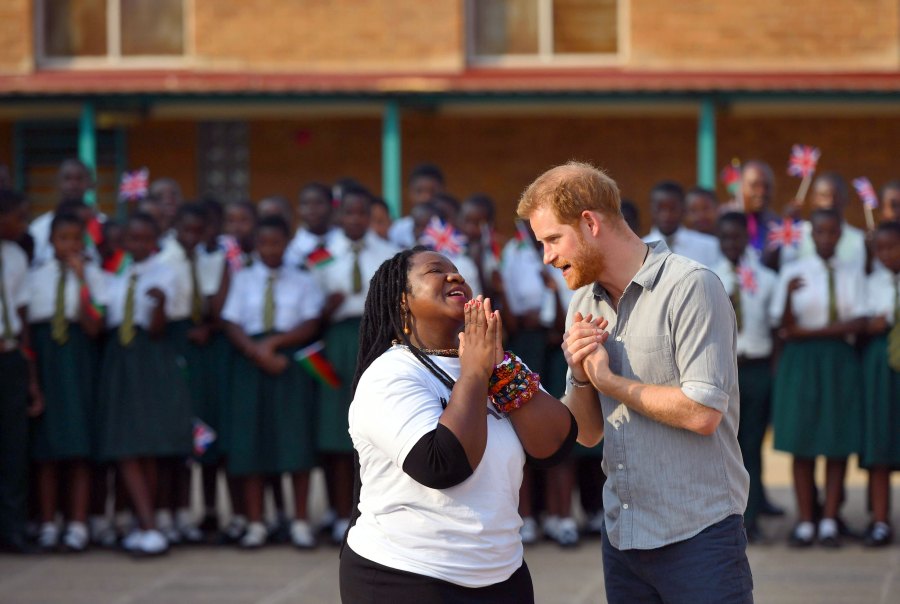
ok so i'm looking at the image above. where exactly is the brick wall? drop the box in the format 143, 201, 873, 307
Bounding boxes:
0, 0, 33, 73
192, 0, 465, 72
630, 0, 900, 70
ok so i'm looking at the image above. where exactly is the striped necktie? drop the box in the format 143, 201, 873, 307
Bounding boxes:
0, 249, 13, 340
262, 274, 275, 333
826, 264, 838, 324
51, 265, 69, 345
889, 277, 900, 371
118, 273, 139, 346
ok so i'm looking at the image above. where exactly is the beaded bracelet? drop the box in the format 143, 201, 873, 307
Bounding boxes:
488, 351, 541, 414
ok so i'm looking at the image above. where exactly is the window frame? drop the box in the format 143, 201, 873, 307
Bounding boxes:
466, 0, 629, 67
34, 0, 194, 69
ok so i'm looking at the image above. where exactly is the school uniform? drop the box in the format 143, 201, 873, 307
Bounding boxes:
769, 255, 867, 458
27, 259, 106, 462
0, 241, 30, 545
861, 267, 900, 469
388, 216, 416, 249
28, 211, 103, 267
284, 226, 341, 270
713, 251, 777, 527
221, 262, 325, 476
314, 231, 399, 454
95, 255, 193, 461
644, 226, 722, 268
779, 220, 867, 273
499, 238, 549, 373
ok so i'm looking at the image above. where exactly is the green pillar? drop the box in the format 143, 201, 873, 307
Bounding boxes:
697, 97, 716, 189
381, 100, 402, 218
78, 101, 97, 206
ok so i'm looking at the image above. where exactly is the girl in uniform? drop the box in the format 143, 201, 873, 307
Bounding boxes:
96, 213, 193, 557
28, 212, 105, 552
221, 215, 324, 550
860, 220, 900, 547
770, 208, 867, 548
315, 186, 398, 544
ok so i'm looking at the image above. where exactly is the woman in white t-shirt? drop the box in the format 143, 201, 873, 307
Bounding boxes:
340, 248, 577, 603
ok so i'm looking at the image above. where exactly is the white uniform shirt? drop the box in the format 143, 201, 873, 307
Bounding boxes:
643, 227, 723, 268
0, 241, 29, 337
29, 211, 103, 267
104, 255, 177, 329
866, 267, 900, 325
221, 262, 324, 336
284, 227, 341, 270
388, 216, 416, 249
347, 345, 525, 588
154, 238, 196, 321
195, 245, 227, 297
770, 255, 868, 329
539, 266, 574, 327
499, 239, 546, 316
779, 220, 867, 273
315, 231, 399, 322
27, 259, 106, 322
713, 252, 778, 359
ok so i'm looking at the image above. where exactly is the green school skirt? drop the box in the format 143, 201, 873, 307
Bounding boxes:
860, 334, 900, 468
316, 318, 360, 454
772, 339, 862, 458
167, 320, 231, 464
95, 328, 193, 461
226, 337, 317, 476
30, 322, 98, 461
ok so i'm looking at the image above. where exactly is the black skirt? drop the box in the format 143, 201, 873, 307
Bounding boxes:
339, 545, 534, 604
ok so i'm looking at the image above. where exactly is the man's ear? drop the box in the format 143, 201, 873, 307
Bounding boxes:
580, 210, 603, 237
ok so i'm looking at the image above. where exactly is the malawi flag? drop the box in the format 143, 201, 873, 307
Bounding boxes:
294, 341, 341, 388
80, 284, 104, 321
103, 249, 132, 275
306, 247, 334, 270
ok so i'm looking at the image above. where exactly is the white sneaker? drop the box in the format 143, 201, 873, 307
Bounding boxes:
176, 508, 203, 543
121, 529, 142, 552
134, 530, 169, 557
331, 518, 350, 544
542, 515, 560, 541
520, 517, 540, 545
239, 522, 268, 549
291, 520, 316, 550
37, 522, 60, 550
222, 515, 248, 543
62, 522, 89, 552
555, 517, 579, 548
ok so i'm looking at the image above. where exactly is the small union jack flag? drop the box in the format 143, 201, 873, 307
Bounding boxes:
219, 234, 245, 273
737, 265, 758, 294
118, 168, 149, 202
766, 220, 804, 249
192, 418, 217, 456
420, 217, 465, 255
852, 177, 879, 210
787, 145, 821, 179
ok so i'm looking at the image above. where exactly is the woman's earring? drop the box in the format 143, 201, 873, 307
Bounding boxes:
402, 306, 411, 335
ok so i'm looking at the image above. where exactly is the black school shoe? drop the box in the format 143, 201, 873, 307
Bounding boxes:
788, 523, 815, 548
863, 522, 893, 547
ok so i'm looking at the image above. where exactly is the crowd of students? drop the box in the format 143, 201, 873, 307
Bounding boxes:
0, 157, 897, 557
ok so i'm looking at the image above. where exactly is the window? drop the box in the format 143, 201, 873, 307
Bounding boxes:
470, 0, 622, 65
37, 0, 187, 66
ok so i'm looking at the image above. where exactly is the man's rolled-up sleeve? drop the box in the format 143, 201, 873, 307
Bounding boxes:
670, 268, 737, 414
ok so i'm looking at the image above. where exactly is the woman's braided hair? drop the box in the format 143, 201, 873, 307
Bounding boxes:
352, 247, 456, 395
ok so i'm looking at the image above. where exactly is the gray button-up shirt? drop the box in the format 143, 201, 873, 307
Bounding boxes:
566, 241, 749, 550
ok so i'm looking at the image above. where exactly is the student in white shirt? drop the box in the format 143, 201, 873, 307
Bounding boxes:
388, 163, 446, 249
313, 185, 399, 544
96, 213, 194, 557
860, 221, 900, 547
222, 200, 258, 273
713, 212, 778, 542
341, 249, 576, 602
0, 189, 42, 554
770, 208, 867, 548
643, 180, 722, 268
222, 215, 325, 551
284, 183, 341, 269
779, 172, 868, 273
29, 159, 98, 267
459, 194, 502, 302
27, 212, 106, 553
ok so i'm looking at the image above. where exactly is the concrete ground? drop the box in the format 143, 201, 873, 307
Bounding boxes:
1, 440, 899, 603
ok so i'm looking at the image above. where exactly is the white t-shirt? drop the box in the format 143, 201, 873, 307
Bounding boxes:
347, 345, 525, 588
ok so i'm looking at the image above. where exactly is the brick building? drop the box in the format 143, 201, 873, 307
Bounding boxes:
2, 0, 900, 233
